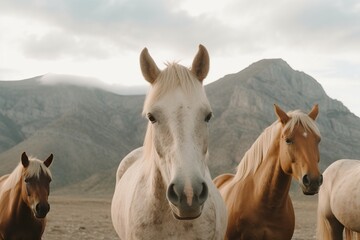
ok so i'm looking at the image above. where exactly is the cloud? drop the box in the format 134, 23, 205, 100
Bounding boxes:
39, 73, 148, 95
1, 0, 237, 57
21, 30, 114, 60
2, 0, 360, 57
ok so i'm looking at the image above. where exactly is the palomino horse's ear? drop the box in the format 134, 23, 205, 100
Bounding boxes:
140, 48, 160, 84
44, 154, 53, 168
308, 104, 319, 120
274, 104, 290, 124
191, 44, 210, 82
21, 152, 29, 168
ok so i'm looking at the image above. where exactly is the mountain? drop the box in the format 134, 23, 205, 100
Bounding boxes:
0, 77, 146, 189
205, 59, 360, 176
0, 60, 359, 195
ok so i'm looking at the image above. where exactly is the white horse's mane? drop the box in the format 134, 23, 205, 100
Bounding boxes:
0, 157, 52, 196
234, 110, 321, 181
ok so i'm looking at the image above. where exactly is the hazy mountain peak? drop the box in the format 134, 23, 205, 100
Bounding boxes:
249, 58, 291, 70
39, 73, 149, 95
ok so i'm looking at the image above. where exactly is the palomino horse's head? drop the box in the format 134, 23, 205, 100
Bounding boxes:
141, 45, 211, 220
20, 152, 53, 218
275, 104, 322, 195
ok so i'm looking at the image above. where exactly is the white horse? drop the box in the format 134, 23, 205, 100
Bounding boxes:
111, 45, 227, 239
317, 159, 360, 240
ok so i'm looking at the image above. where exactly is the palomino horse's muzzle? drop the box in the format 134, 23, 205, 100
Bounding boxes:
167, 180, 208, 220
301, 174, 323, 195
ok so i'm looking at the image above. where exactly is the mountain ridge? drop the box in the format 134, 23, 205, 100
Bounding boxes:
0, 59, 359, 194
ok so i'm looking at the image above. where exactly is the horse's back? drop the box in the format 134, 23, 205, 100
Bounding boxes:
319, 159, 360, 234
324, 159, 360, 178
115, 147, 143, 183
112, 147, 146, 238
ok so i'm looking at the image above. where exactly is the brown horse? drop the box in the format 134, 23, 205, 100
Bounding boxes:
0, 152, 53, 240
214, 104, 323, 240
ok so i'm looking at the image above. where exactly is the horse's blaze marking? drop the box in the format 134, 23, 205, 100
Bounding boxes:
184, 178, 194, 206
303, 132, 308, 138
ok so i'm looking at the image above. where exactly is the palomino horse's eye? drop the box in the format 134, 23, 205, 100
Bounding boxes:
204, 112, 213, 123
285, 138, 294, 145
147, 113, 157, 124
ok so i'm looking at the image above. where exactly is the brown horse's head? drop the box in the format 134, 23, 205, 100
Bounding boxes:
20, 152, 53, 218
275, 104, 322, 195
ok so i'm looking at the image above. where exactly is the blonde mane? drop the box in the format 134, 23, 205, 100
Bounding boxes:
0, 157, 52, 196
234, 110, 321, 181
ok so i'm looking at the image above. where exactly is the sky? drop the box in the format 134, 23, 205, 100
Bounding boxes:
0, 0, 359, 116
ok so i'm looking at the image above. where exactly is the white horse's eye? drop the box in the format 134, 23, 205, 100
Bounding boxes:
204, 112, 212, 123
147, 113, 157, 124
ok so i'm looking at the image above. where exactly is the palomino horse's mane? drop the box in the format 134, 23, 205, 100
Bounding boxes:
142, 62, 209, 158
0, 157, 52, 196
234, 110, 321, 181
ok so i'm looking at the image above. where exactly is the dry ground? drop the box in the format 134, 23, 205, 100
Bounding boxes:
43, 194, 318, 240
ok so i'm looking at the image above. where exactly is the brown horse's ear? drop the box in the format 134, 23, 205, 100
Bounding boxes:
274, 104, 290, 124
308, 104, 319, 120
191, 44, 210, 82
44, 154, 53, 168
140, 48, 160, 84
21, 152, 29, 168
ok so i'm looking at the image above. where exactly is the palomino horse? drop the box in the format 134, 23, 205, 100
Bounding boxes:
0, 152, 53, 240
317, 159, 360, 240
111, 45, 227, 239
214, 104, 323, 240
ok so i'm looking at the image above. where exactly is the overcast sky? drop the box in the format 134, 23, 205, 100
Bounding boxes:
1, 0, 359, 116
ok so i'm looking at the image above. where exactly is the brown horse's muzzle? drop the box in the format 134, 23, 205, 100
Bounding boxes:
34, 202, 50, 218
301, 174, 323, 195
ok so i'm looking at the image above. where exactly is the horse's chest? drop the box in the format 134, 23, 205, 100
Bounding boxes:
132, 218, 215, 240
129, 202, 216, 239
2, 221, 43, 240
231, 205, 294, 240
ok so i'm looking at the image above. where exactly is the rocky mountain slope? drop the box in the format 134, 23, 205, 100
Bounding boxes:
206, 59, 360, 176
0, 59, 359, 194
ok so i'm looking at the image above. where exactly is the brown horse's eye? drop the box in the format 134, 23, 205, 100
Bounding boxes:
285, 138, 294, 145
24, 178, 33, 184
147, 113, 157, 124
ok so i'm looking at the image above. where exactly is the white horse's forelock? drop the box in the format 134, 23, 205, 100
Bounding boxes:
142, 63, 205, 115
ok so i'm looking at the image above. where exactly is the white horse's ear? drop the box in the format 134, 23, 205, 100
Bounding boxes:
191, 44, 209, 82
140, 48, 160, 84
21, 152, 29, 168
308, 104, 319, 120
274, 104, 290, 124
44, 154, 53, 168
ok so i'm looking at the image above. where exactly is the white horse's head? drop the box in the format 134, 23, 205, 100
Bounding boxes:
141, 45, 211, 220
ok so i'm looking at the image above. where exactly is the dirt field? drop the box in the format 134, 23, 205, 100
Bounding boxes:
43, 194, 318, 240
